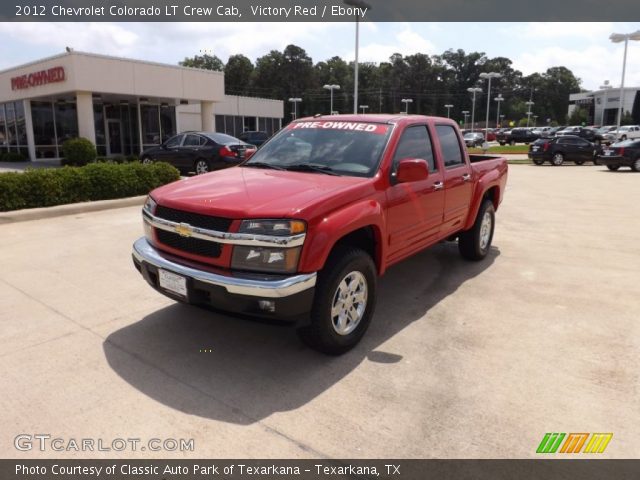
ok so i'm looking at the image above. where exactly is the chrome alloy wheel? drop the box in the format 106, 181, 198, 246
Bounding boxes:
479, 211, 493, 251
331, 271, 368, 336
195, 160, 210, 175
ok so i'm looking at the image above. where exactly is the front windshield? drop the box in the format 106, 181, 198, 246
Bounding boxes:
243, 120, 392, 177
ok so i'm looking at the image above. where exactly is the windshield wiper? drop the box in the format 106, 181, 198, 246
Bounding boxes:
243, 162, 286, 171
284, 163, 340, 176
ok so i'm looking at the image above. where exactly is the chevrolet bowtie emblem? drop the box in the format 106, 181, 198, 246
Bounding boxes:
175, 223, 193, 237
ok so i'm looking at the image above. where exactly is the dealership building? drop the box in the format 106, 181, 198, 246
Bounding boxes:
568, 86, 640, 125
0, 50, 283, 161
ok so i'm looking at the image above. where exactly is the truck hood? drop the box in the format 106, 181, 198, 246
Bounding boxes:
151, 166, 372, 219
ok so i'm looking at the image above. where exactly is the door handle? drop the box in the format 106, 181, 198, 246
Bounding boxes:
433, 181, 444, 191
462, 173, 472, 182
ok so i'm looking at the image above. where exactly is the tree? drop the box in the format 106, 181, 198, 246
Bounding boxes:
180, 53, 224, 71
568, 106, 589, 126
224, 54, 254, 95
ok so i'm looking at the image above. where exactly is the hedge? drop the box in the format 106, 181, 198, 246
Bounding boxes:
0, 162, 180, 212
61, 137, 97, 166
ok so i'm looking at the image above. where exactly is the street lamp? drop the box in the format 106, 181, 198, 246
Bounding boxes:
599, 80, 612, 126
533, 115, 538, 127
345, 0, 372, 114
323, 84, 340, 115
467, 87, 482, 133
480, 72, 502, 139
525, 100, 535, 127
462, 110, 470, 130
444, 104, 454, 118
610, 30, 640, 129
401, 98, 413, 114
288, 97, 302, 120
494, 94, 504, 128
359, 105, 369, 114
500, 114, 505, 126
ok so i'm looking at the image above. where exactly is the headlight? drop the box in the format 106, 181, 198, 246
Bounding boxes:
238, 219, 306, 236
231, 246, 301, 274
143, 195, 157, 214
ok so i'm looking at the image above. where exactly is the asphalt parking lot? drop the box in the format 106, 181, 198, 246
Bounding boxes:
1, 164, 638, 459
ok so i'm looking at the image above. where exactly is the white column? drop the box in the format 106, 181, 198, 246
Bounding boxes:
23, 99, 36, 162
75, 91, 96, 145
201, 101, 214, 132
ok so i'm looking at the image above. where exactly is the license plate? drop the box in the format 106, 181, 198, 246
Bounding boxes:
158, 269, 187, 297
604, 150, 612, 156
532, 146, 539, 151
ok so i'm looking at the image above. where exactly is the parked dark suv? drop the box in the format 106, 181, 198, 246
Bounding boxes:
528, 135, 600, 166
556, 126, 607, 145
238, 130, 270, 147
497, 128, 539, 145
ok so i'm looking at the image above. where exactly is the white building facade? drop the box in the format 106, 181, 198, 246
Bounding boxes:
568, 86, 639, 125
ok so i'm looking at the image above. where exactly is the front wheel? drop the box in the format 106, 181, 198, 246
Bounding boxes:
631, 158, 640, 172
607, 164, 620, 171
141, 156, 153, 165
194, 159, 211, 175
621, 135, 627, 141
459, 199, 495, 261
552, 152, 564, 166
297, 247, 377, 355
509, 140, 516, 146
574, 159, 585, 165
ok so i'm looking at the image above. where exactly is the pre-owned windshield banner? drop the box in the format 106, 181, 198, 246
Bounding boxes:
3, 0, 640, 22
289, 121, 389, 135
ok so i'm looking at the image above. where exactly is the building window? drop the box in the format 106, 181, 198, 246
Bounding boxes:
31, 101, 57, 159
160, 105, 176, 142
141, 104, 160, 146
0, 104, 6, 153
5, 102, 17, 148
54, 101, 78, 146
215, 115, 225, 133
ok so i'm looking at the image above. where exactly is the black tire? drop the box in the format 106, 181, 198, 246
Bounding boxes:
509, 140, 516, 146
532, 158, 545, 165
194, 158, 211, 175
631, 157, 640, 172
574, 159, 585, 165
297, 246, 377, 355
551, 152, 564, 166
595, 139, 601, 146
593, 157, 600, 166
459, 199, 495, 261
141, 156, 153, 165
607, 164, 620, 171
621, 135, 627, 141
499, 142, 506, 146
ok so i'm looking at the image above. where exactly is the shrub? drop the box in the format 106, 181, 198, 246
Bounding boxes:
0, 162, 180, 212
61, 137, 97, 166
1, 151, 28, 162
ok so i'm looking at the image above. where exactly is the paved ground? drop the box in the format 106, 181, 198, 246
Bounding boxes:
0, 164, 638, 459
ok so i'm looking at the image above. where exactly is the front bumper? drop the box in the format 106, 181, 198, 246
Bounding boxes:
132, 237, 316, 320
597, 154, 631, 166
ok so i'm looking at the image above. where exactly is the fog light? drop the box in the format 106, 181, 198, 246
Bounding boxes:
258, 300, 275, 312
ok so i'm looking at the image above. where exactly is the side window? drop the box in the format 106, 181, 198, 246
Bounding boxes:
392, 125, 435, 172
558, 137, 570, 145
165, 135, 183, 148
183, 134, 202, 146
436, 125, 464, 168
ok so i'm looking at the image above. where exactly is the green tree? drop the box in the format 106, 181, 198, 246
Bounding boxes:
179, 53, 224, 71
224, 54, 254, 95
567, 106, 589, 126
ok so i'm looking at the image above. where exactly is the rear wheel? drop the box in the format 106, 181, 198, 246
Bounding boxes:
552, 152, 565, 166
141, 156, 153, 165
621, 135, 627, 141
509, 140, 516, 146
574, 159, 585, 165
607, 164, 620, 171
459, 199, 495, 261
194, 159, 211, 175
631, 158, 640, 172
499, 142, 506, 146
297, 247, 377, 355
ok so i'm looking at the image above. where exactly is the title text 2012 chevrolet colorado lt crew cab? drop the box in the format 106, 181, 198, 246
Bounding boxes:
133, 115, 508, 354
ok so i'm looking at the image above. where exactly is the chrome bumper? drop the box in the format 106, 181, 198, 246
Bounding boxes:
132, 237, 317, 298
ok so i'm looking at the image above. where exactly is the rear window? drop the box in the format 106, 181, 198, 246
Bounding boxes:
204, 132, 242, 145
435, 125, 464, 168
244, 120, 392, 177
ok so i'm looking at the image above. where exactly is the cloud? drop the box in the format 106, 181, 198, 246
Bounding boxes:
502, 22, 614, 39
346, 23, 437, 63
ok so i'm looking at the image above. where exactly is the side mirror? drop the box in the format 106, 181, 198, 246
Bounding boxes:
396, 158, 429, 183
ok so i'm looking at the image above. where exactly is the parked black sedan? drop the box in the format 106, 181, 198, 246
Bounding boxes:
497, 128, 539, 145
238, 130, 270, 147
140, 132, 256, 174
528, 135, 600, 166
597, 140, 640, 171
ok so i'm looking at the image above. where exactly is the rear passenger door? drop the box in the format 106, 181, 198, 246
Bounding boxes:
435, 125, 473, 235
386, 125, 445, 262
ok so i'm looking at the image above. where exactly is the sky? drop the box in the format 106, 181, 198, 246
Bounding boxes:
0, 22, 639, 91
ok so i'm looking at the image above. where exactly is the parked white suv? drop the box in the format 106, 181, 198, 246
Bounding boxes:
613, 125, 640, 141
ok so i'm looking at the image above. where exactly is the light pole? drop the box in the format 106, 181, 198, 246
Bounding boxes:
610, 30, 640, 129
444, 104, 454, 118
467, 87, 482, 133
500, 114, 505, 127
345, 0, 372, 114
401, 98, 413, 114
480, 72, 502, 139
599, 80, 612, 126
525, 101, 535, 127
533, 115, 538, 127
288, 97, 302, 120
323, 84, 340, 115
495, 95, 504, 128
462, 110, 470, 130
359, 105, 369, 114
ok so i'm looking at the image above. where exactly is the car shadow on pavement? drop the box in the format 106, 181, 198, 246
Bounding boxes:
103, 242, 498, 425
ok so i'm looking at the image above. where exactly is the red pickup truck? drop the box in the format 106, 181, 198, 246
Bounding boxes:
133, 115, 508, 354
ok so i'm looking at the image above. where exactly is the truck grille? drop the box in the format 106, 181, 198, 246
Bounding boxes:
154, 205, 231, 259
156, 230, 222, 258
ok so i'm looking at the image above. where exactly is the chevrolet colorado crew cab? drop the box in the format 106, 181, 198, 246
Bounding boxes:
132, 115, 508, 354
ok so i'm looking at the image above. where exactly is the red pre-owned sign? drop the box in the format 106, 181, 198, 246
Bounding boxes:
11, 66, 65, 90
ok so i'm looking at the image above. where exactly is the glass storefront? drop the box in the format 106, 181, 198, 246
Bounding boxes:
0, 100, 29, 157
216, 115, 282, 137
31, 101, 57, 159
